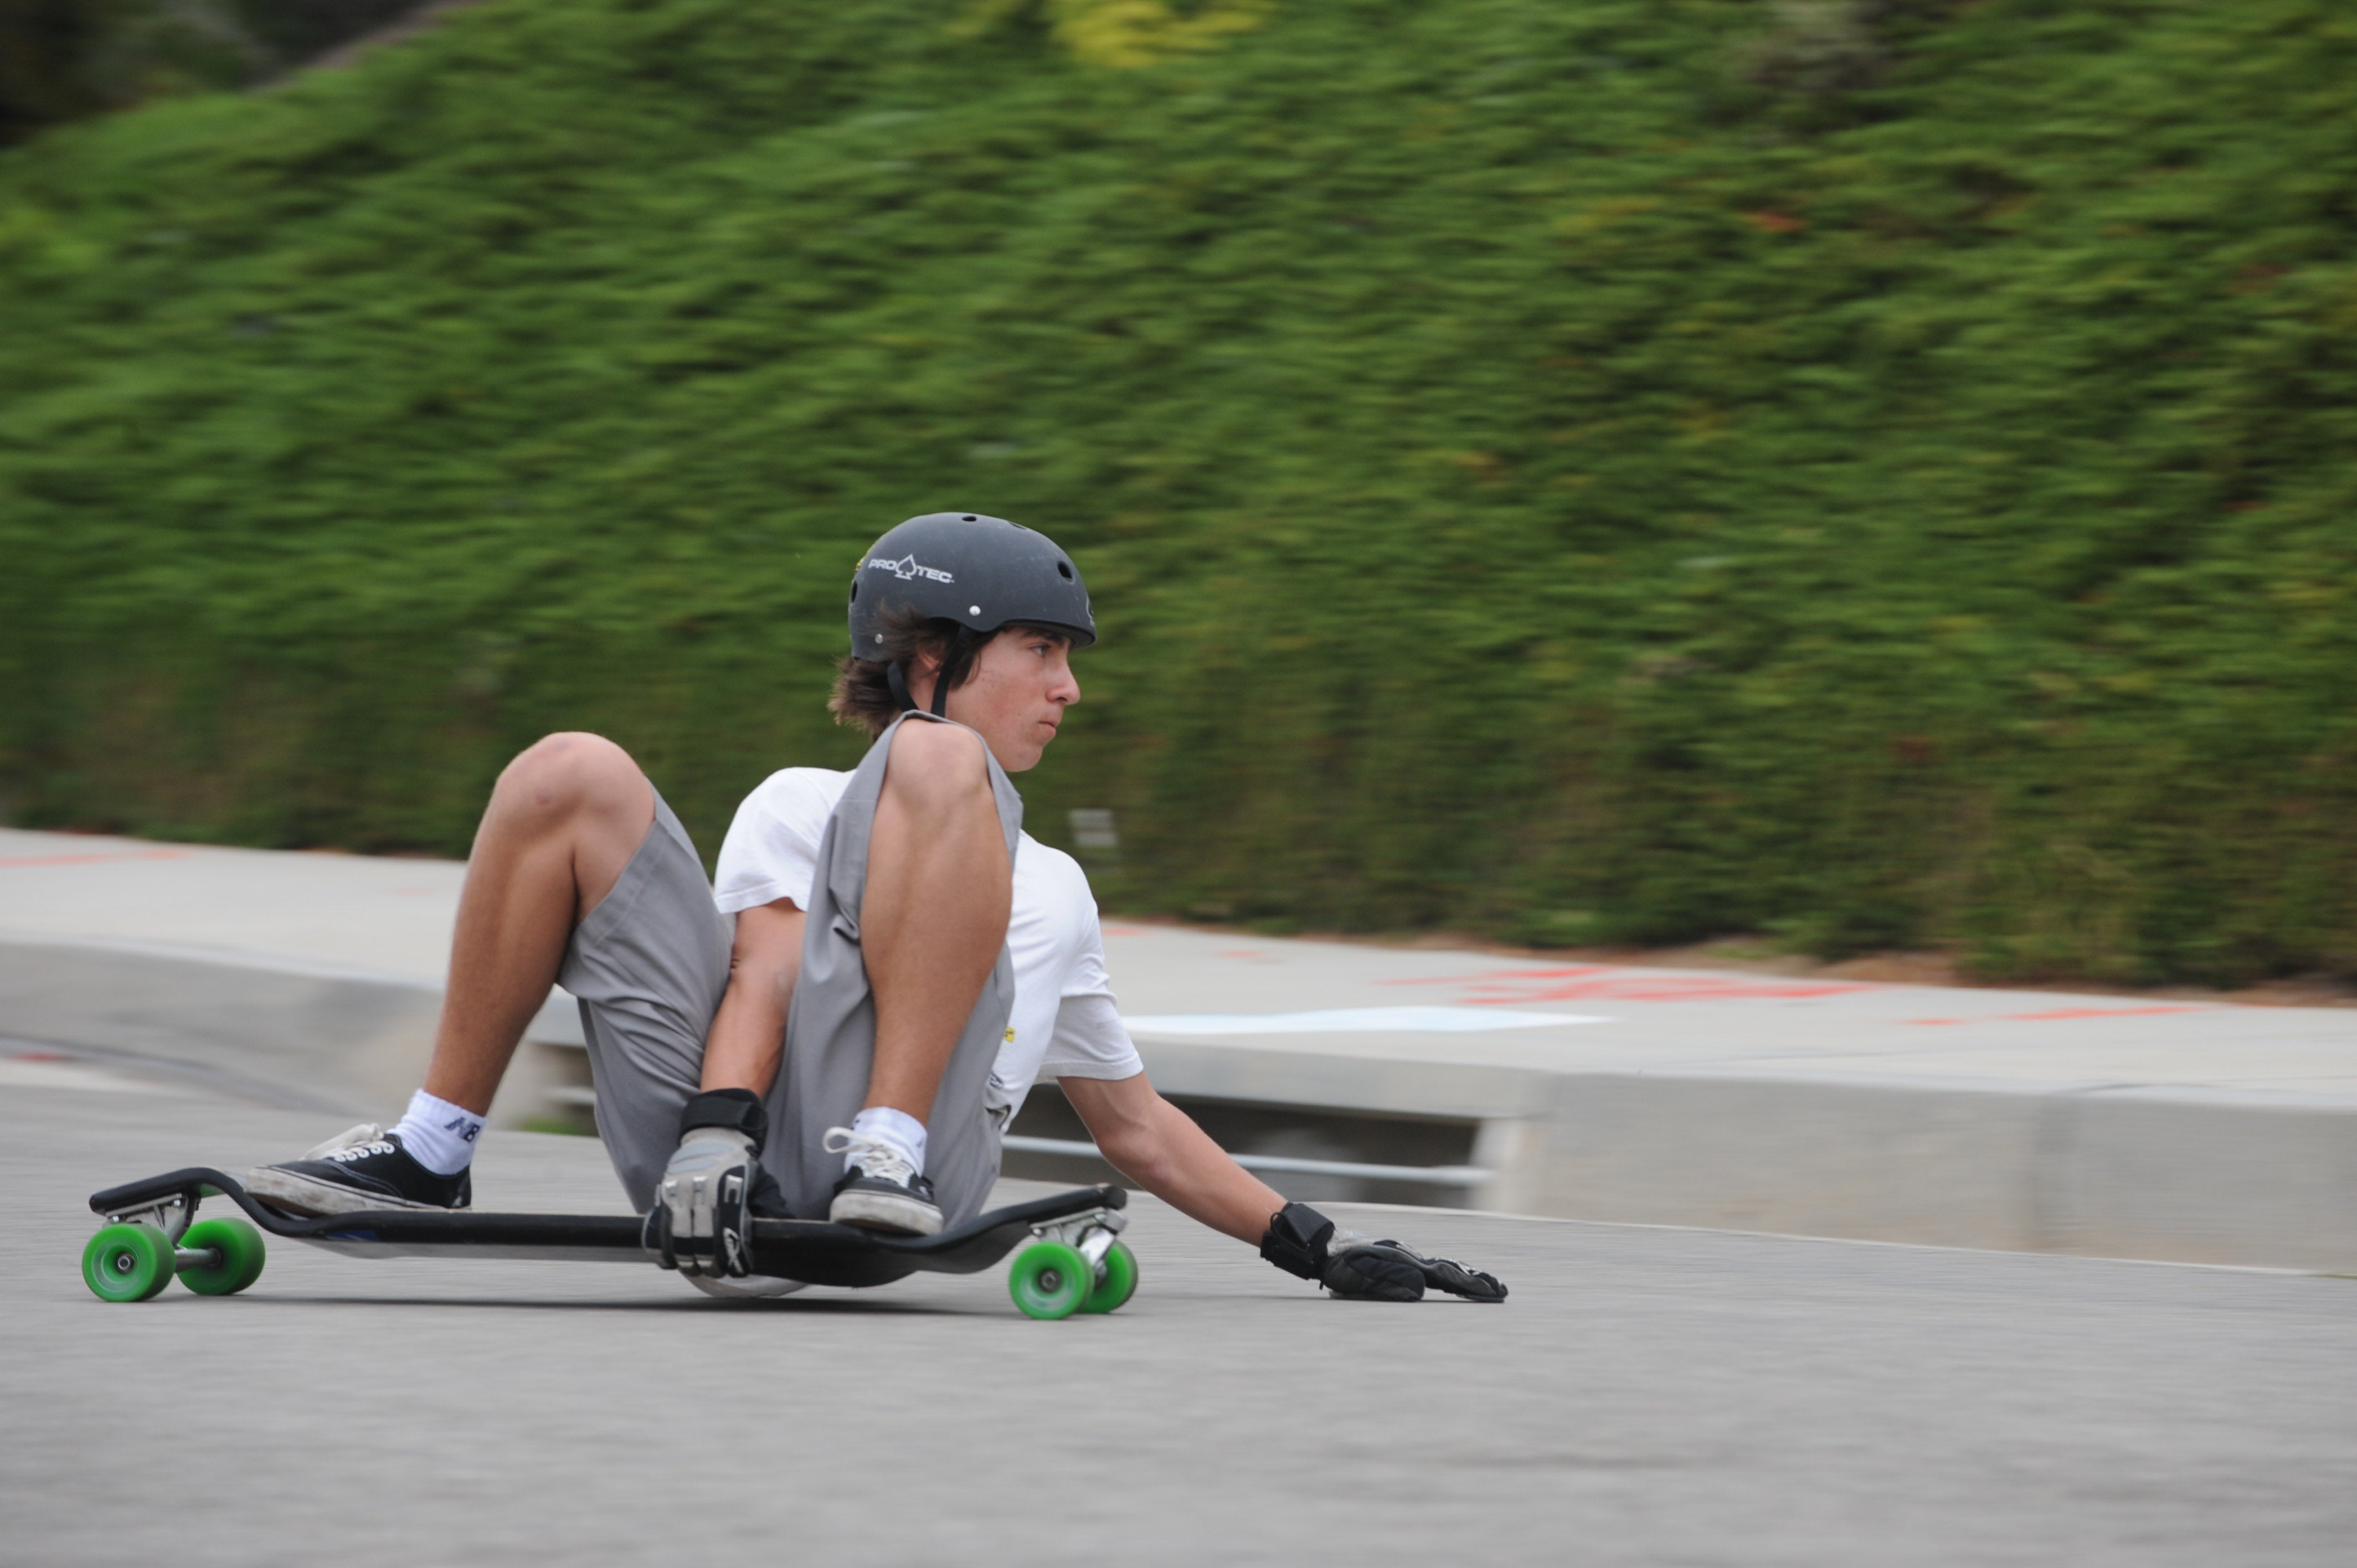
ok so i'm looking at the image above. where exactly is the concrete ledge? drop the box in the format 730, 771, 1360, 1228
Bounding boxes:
0, 933, 580, 1129
1133, 1040, 2357, 1272
6, 929, 2353, 1272
1470, 1070, 2357, 1271
2039, 1087, 2357, 1270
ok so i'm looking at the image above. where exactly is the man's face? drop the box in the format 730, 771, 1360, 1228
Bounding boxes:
929, 626, 1079, 772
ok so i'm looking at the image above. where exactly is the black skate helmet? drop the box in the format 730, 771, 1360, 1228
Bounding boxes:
847, 512, 1095, 714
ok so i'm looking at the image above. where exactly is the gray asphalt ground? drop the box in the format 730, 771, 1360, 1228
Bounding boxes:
9, 1064, 2356, 1567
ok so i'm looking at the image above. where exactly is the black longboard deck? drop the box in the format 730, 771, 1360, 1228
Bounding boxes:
90, 1168, 1126, 1290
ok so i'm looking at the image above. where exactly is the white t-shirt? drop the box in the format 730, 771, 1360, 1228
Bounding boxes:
712, 768, 1143, 1123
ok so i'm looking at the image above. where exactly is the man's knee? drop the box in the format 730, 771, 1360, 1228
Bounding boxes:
879, 720, 991, 816
494, 732, 647, 827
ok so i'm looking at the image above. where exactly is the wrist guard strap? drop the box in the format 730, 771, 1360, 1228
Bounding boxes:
678, 1087, 766, 1153
1259, 1201, 1336, 1280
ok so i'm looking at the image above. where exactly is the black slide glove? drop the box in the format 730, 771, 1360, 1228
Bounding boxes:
1259, 1201, 1508, 1303
643, 1089, 786, 1278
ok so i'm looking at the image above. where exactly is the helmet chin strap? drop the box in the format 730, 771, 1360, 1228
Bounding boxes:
886, 661, 953, 718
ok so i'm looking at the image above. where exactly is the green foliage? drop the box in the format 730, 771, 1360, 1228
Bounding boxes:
0, 0, 431, 142
3, 0, 2354, 985
957, 0, 1274, 69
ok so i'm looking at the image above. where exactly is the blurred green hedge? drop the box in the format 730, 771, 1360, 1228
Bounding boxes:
2, 0, 2353, 984
0, 0, 433, 142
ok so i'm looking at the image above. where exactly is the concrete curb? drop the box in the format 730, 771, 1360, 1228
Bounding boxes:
4, 931, 2352, 1271
1494, 1070, 2357, 1273
1132, 1035, 2357, 1272
0, 932, 583, 1131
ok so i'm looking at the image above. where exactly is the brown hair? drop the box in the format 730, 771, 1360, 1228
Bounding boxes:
827, 608, 995, 738
828, 611, 1078, 737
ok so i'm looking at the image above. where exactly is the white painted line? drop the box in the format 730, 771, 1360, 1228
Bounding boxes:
1119, 1005, 1608, 1035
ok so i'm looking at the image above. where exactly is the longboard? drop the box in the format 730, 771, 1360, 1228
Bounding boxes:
81, 1168, 1135, 1318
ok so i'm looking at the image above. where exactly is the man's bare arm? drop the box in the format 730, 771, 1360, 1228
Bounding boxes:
1059, 1071, 1285, 1244
698, 898, 805, 1094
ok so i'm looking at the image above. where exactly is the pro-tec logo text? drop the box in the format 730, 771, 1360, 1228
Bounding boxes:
866, 554, 955, 584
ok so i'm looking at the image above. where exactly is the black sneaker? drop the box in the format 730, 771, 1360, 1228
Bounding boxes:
821, 1127, 942, 1235
246, 1125, 472, 1217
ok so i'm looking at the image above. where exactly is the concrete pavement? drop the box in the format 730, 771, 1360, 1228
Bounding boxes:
9, 1067, 2356, 1567
3, 825, 2353, 1268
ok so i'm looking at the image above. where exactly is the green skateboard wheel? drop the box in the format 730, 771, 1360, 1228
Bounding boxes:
178, 1217, 267, 1296
1079, 1241, 1138, 1314
83, 1224, 176, 1303
1008, 1241, 1090, 1320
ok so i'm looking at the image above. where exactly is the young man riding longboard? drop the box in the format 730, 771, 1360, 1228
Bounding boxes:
247, 513, 1505, 1304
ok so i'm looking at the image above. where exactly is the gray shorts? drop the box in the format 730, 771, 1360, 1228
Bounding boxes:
558, 715, 1024, 1223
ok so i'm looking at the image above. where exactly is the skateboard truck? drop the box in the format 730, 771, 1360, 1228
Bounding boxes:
80, 1175, 268, 1303
1007, 1206, 1136, 1319
93, 1187, 233, 1283
103, 1184, 202, 1244
1028, 1205, 1126, 1265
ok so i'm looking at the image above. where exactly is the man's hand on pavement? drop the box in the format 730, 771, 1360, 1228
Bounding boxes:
1259, 1200, 1508, 1303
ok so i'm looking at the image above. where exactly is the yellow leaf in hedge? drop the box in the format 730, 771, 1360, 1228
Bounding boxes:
1047, 0, 1273, 69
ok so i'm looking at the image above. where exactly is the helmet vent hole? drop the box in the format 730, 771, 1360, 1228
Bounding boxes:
848, 582, 858, 601
961, 514, 977, 522
1057, 561, 1073, 580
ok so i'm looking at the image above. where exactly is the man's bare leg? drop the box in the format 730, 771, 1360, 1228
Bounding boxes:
862, 720, 1012, 1116
825, 719, 1011, 1231
424, 732, 655, 1114
248, 733, 652, 1215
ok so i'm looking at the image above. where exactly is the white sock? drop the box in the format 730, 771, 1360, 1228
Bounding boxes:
392, 1089, 485, 1177
848, 1106, 927, 1176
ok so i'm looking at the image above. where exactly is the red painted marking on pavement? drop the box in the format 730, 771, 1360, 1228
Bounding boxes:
0, 849, 191, 869
1102, 926, 1144, 937
10, 1050, 71, 1062
1384, 966, 1614, 986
